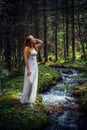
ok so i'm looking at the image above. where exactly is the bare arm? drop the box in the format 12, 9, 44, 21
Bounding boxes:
35, 38, 44, 48
24, 47, 31, 76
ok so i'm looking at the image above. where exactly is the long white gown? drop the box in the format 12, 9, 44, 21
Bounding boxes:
20, 48, 38, 104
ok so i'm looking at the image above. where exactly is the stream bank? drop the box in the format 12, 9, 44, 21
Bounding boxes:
40, 68, 87, 130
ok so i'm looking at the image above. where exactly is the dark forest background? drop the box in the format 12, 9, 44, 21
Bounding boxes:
0, 0, 87, 72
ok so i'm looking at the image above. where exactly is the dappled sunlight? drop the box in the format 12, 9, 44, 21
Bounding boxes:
1, 93, 21, 103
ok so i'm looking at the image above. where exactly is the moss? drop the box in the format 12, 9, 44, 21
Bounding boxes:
72, 84, 87, 112
49, 60, 87, 72
0, 94, 48, 130
79, 72, 87, 78
1, 64, 61, 130
38, 64, 61, 93
2, 64, 61, 94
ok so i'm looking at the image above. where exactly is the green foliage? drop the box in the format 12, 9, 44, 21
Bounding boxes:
0, 64, 60, 130
79, 72, 87, 78
50, 60, 87, 71
1, 69, 9, 78
2, 64, 61, 94
0, 95, 48, 130
72, 84, 87, 112
38, 64, 61, 92
58, 31, 65, 40
64, 84, 70, 93
65, 60, 87, 71
79, 84, 87, 112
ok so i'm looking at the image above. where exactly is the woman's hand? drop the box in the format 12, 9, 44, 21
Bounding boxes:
27, 69, 31, 76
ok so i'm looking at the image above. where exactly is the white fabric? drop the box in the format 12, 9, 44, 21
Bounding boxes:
20, 48, 38, 104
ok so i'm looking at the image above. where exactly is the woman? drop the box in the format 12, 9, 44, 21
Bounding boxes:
20, 35, 44, 106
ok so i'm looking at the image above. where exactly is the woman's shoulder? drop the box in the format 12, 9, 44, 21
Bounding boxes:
24, 46, 29, 50
24, 46, 29, 51
24, 47, 29, 54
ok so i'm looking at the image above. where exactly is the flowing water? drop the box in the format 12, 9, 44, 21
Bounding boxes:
40, 68, 87, 130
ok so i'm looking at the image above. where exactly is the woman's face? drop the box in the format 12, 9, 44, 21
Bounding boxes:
28, 35, 36, 45
31, 37, 36, 44
25, 35, 36, 47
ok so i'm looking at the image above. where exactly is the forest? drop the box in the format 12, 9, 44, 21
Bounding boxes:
0, 0, 87, 130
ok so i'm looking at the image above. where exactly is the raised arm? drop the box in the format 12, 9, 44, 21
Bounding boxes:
35, 38, 44, 48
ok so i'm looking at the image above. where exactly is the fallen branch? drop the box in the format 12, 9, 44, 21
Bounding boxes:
65, 97, 77, 102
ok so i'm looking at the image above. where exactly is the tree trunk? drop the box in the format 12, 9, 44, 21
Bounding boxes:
71, 0, 75, 60
4, 34, 11, 71
55, 0, 58, 61
43, 0, 48, 62
77, 11, 86, 60
65, 0, 69, 59
62, 3, 66, 62
0, 38, 2, 95
18, 38, 21, 71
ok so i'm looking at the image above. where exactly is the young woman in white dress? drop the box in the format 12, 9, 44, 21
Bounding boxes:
20, 35, 44, 106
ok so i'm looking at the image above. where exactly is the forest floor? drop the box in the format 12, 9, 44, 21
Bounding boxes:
0, 64, 61, 130
0, 60, 87, 130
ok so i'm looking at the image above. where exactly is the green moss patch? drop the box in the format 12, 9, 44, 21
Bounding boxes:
38, 64, 61, 92
72, 84, 87, 112
49, 60, 87, 72
0, 94, 48, 130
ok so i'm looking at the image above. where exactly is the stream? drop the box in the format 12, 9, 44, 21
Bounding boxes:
40, 68, 87, 130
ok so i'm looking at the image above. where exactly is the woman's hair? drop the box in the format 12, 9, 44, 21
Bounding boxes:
24, 35, 33, 47
24, 35, 38, 52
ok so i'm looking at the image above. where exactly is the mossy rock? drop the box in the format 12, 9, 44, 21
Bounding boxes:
72, 84, 87, 112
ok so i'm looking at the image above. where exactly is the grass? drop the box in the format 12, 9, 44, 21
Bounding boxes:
0, 94, 48, 130
1, 60, 87, 129
0, 64, 61, 130
38, 64, 61, 92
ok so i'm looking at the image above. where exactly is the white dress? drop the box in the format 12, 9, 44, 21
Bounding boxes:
20, 48, 38, 104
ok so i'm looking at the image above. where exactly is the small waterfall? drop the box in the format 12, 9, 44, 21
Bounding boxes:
41, 68, 78, 105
